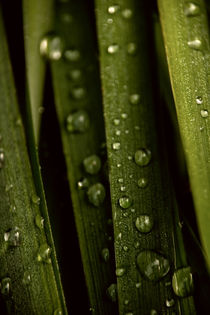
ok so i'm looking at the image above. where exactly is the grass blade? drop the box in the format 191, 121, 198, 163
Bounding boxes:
50, 1, 117, 314
23, 0, 54, 143
158, 0, 210, 270
0, 6, 67, 314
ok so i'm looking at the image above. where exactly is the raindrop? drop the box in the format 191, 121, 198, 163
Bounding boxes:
87, 183, 106, 206
37, 243, 51, 263
119, 196, 132, 209
138, 177, 148, 188
64, 49, 80, 62
172, 267, 194, 297
101, 248, 110, 262
77, 177, 89, 190
68, 69, 82, 81
134, 148, 151, 166
106, 283, 117, 302
135, 215, 154, 233
196, 96, 203, 104
184, 2, 200, 16
187, 38, 202, 50
127, 42, 137, 55
0, 277, 11, 296
112, 142, 121, 150
71, 86, 86, 100
200, 109, 208, 118
121, 8, 133, 19
22, 271, 31, 285
108, 5, 120, 14
116, 267, 126, 277
40, 35, 63, 60
35, 214, 44, 229
31, 194, 40, 205
107, 44, 119, 54
129, 94, 141, 105
83, 155, 101, 175
4, 227, 20, 247
66, 110, 90, 133
0, 148, 5, 168
137, 250, 170, 281
166, 298, 175, 307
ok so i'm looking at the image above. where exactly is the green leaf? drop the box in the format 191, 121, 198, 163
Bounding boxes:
158, 0, 210, 270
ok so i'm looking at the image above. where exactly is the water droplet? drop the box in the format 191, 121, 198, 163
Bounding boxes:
135, 215, 154, 233
127, 42, 137, 55
83, 155, 101, 175
31, 194, 40, 205
196, 96, 203, 104
87, 183, 106, 206
138, 177, 148, 188
119, 196, 132, 209
137, 250, 170, 281
124, 299, 129, 305
71, 86, 86, 100
107, 44, 119, 54
172, 267, 193, 297
4, 227, 20, 247
120, 186, 126, 192
0, 148, 5, 168
200, 109, 208, 118
22, 271, 31, 285
115, 130, 121, 136
108, 5, 120, 14
64, 49, 80, 61
101, 248, 110, 262
116, 267, 126, 277
135, 282, 141, 288
66, 110, 90, 133
129, 94, 141, 105
134, 148, 151, 166
121, 8, 133, 19
35, 214, 44, 229
107, 18, 113, 24
125, 130, 129, 135
121, 113, 128, 119
113, 119, 120, 125
77, 177, 89, 190
134, 240, 140, 249
187, 38, 202, 50
150, 310, 158, 315
0, 277, 11, 295
123, 245, 129, 251
37, 243, 51, 263
106, 283, 117, 302
54, 309, 62, 315
40, 35, 63, 60
68, 69, 82, 81
117, 163, 121, 168
200, 126, 204, 131
118, 178, 123, 183
184, 2, 200, 16
112, 142, 121, 150
5, 184, 13, 192
166, 298, 175, 307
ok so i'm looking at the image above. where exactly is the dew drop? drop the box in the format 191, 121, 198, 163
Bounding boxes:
135, 215, 154, 233
107, 18, 113, 24
115, 130, 121, 136
119, 196, 132, 209
117, 163, 121, 168
35, 214, 44, 229
138, 177, 148, 188
66, 110, 90, 133
113, 119, 120, 126
83, 155, 101, 175
137, 250, 170, 281
200, 109, 208, 118
4, 227, 20, 247
121, 113, 128, 119
101, 248, 110, 262
0, 148, 5, 168
166, 298, 175, 307
184, 2, 200, 16
68, 69, 82, 81
120, 186, 126, 192
22, 271, 31, 285
40, 35, 63, 60
124, 299, 129, 305
135, 282, 141, 288
64, 49, 80, 62
127, 42, 137, 55
129, 94, 141, 105
77, 177, 89, 190
121, 8, 133, 19
187, 38, 202, 50
112, 142, 121, 150
0, 277, 11, 296
106, 283, 117, 302
116, 267, 126, 277
54, 309, 62, 315
135, 148, 151, 166
196, 96, 203, 104
71, 86, 86, 100
87, 183, 106, 206
108, 5, 120, 14
172, 267, 194, 297
37, 243, 51, 263
107, 44, 119, 54
118, 178, 123, 183
31, 194, 40, 205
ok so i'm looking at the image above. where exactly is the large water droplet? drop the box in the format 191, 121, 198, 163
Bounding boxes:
112, 142, 121, 150
119, 196, 132, 209
87, 183, 106, 206
116, 267, 126, 277
127, 42, 137, 55
101, 248, 110, 262
172, 267, 193, 297
77, 177, 89, 190
40, 35, 63, 60
137, 250, 170, 281
35, 214, 44, 229
64, 49, 80, 62
184, 2, 200, 16
135, 215, 154, 233
106, 283, 117, 302
200, 109, 208, 118
137, 177, 148, 188
54, 309, 62, 315
83, 155, 101, 175
108, 5, 120, 14
196, 96, 203, 104
37, 243, 51, 263
0, 148, 5, 168
0, 277, 11, 296
107, 44, 119, 54
22, 271, 31, 285
121, 8, 133, 19
134, 148, 151, 166
187, 38, 202, 50
4, 227, 20, 247
66, 110, 90, 133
